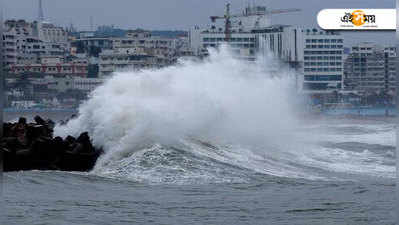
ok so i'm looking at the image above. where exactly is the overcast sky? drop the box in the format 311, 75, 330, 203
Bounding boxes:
1, 0, 396, 45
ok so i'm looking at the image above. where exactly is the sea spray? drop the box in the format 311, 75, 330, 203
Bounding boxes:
54, 46, 394, 183
56, 46, 297, 154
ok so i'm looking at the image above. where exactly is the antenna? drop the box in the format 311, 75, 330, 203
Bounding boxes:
38, 0, 45, 22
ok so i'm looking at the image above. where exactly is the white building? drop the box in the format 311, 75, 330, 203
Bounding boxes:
189, 26, 256, 60
257, 25, 304, 68
37, 21, 68, 43
189, 4, 274, 60
98, 48, 172, 77
2, 20, 69, 69
301, 29, 344, 93
189, 4, 301, 61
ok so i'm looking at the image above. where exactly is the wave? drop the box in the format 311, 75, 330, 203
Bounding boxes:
54, 46, 395, 184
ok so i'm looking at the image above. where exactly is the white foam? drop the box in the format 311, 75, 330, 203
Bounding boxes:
54, 46, 394, 183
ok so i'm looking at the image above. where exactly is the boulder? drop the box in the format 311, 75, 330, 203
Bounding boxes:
2, 116, 103, 172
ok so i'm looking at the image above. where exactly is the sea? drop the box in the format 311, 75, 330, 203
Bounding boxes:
2, 47, 397, 225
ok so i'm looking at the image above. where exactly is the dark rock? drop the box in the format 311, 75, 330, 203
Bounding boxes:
2, 115, 102, 172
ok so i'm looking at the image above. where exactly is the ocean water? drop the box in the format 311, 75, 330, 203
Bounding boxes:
3, 47, 396, 224
4, 118, 396, 225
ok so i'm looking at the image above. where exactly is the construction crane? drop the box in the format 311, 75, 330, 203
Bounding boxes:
210, 3, 300, 42
210, 3, 235, 42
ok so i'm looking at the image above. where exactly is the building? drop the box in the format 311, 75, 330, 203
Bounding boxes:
256, 25, 304, 69
344, 43, 396, 94
2, 19, 69, 69
189, 4, 300, 60
37, 21, 68, 43
9, 56, 88, 77
71, 37, 113, 57
98, 48, 172, 77
44, 76, 103, 92
189, 14, 258, 60
95, 30, 184, 77
301, 29, 344, 93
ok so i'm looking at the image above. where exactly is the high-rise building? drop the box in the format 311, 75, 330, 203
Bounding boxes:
2, 20, 68, 68
301, 29, 344, 93
189, 3, 300, 61
344, 43, 396, 93
256, 25, 304, 69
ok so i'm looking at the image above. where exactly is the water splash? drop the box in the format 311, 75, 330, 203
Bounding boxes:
54, 46, 394, 183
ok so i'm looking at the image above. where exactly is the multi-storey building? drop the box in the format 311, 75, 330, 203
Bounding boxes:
189, 4, 301, 61
2, 20, 69, 69
344, 43, 396, 93
37, 21, 68, 43
190, 10, 344, 94
113, 30, 178, 57
98, 48, 173, 77
9, 57, 88, 77
190, 23, 257, 60
302, 29, 344, 93
256, 25, 304, 69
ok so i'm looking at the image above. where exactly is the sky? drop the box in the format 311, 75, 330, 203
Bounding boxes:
1, 0, 396, 45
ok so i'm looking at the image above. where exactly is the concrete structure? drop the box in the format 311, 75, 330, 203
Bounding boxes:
301, 29, 344, 93
113, 30, 178, 57
37, 22, 68, 43
2, 20, 69, 69
256, 25, 304, 69
27, 76, 104, 93
189, 4, 300, 60
344, 43, 396, 93
189, 25, 256, 60
98, 48, 172, 77
9, 57, 88, 77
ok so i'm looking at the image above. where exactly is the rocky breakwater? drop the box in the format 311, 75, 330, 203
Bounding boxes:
1, 116, 103, 172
